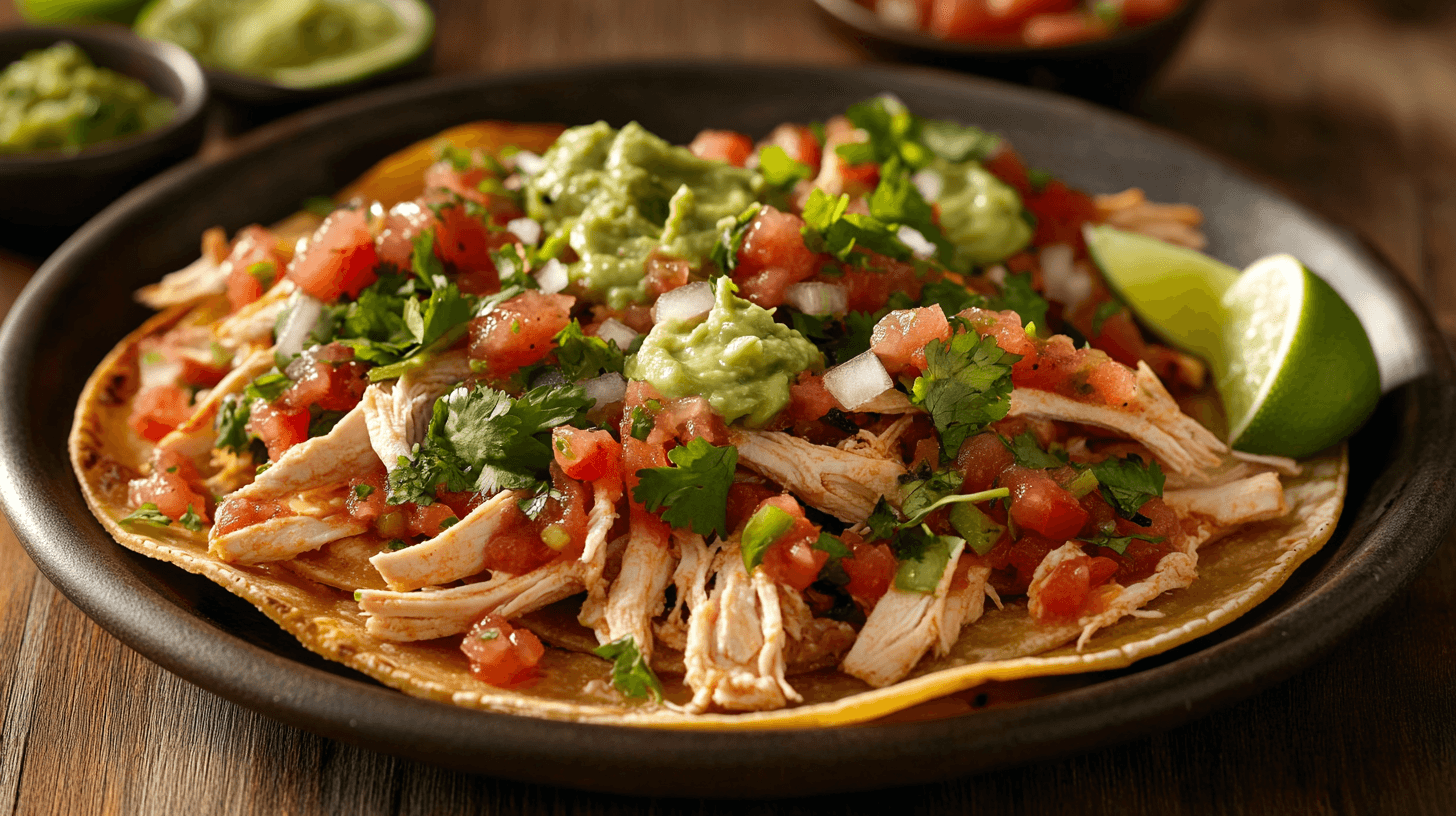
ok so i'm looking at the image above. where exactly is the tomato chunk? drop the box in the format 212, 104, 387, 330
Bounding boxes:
751, 495, 828, 591
841, 533, 896, 604
222, 225, 284, 312
128, 385, 192, 442
1002, 466, 1089, 540
127, 448, 210, 523
552, 427, 624, 484
286, 208, 379, 302
467, 291, 575, 379
461, 614, 545, 687
871, 306, 951, 375
689, 129, 754, 167
732, 206, 820, 307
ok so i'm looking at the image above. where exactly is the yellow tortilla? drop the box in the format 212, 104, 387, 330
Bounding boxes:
69, 122, 1347, 729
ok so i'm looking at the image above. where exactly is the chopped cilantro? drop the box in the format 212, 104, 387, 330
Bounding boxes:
800, 189, 910, 263
301, 196, 336, 217
593, 636, 664, 702
1000, 431, 1066, 470
758, 145, 812, 188
1084, 531, 1162, 556
910, 330, 1019, 457
354, 484, 375, 500
386, 539, 408, 551
119, 503, 172, 528
709, 202, 761, 275
387, 383, 593, 505
308, 409, 347, 438
864, 497, 900, 543
246, 261, 275, 287
987, 273, 1049, 331
631, 438, 738, 538
243, 370, 293, 403
628, 406, 655, 441
918, 278, 986, 317
517, 487, 563, 520
177, 505, 205, 532
550, 320, 624, 381
491, 245, 536, 290
867, 156, 955, 264
1091, 455, 1166, 521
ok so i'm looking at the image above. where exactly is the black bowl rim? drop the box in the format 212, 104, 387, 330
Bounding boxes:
0, 23, 208, 168
814, 0, 1206, 58
1, 61, 1453, 798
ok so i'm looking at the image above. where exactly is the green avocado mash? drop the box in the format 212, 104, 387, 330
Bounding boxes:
524, 121, 762, 309
931, 157, 1032, 268
626, 279, 821, 427
135, 0, 407, 84
0, 42, 173, 153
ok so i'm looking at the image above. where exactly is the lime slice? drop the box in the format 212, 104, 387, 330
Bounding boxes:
1084, 223, 1239, 366
269, 0, 433, 89
1217, 254, 1380, 457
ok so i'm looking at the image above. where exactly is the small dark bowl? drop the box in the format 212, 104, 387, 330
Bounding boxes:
814, 0, 1207, 107
0, 25, 207, 249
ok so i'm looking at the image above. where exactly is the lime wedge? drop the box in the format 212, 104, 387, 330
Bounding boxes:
270, 0, 433, 89
1217, 254, 1380, 457
1084, 223, 1239, 366
1086, 225, 1380, 458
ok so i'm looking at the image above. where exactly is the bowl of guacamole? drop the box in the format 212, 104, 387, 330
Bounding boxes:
0, 25, 206, 237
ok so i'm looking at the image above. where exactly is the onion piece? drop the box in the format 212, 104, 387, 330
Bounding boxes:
512, 151, 545, 176
581, 372, 627, 408
652, 280, 714, 324
911, 168, 943, 202
823, 350, 894, 411
896, 226, 936, 260
533, 258, 569, 294
506, 218, 542, 246
138, 348, 182, 390
596, 318, 638, 349
274, 291, 324, 359
1038, 244, 1092, 312
531, 368, 567, 390
784, 282, 849, 316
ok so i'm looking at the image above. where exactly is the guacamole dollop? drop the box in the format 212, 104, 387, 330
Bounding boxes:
0, 42, 173, 153
524, 121, 762, 309
932, 158, 1032, 268
135, 0, 403, 82
626, 279, 821, 427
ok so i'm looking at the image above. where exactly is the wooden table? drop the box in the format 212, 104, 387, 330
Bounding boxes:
3, 0, 1455, 812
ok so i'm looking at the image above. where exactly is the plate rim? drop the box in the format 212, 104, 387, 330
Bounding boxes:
2, 60, 1453, 798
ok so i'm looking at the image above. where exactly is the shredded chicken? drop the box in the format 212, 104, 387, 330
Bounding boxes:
731, 430, 907, 522
211, 515, 368, 564
231, 406, 377, 502
213, 280, 295, 351
135, 227, 229, 308
841, 539, 982, 688
653, 529, 710, 653
361, 351, 473, 473
1010, 362, 1227, 477
683, 544, 799, 712
1094, 188, 1207, 250
156, 348, 274, 459
368, 490, 522, 592
596, 522, 676, 663
1163, 472, 1289, 527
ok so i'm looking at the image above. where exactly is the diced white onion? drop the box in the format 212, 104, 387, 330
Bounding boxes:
1038, 244, 1092, 312
138, 350, 182, 390
823, 350, 894, 411
506, 217, 542, 246
985, 264, 1008, 287
596, 318, 638, 349
512, 151, 545, 176
784, 282, 849, 316
531, 368, 567, 390
274, 292, 323, 359
652, 280, 714, 324
581, 372, 627, 408
896, 226, 936, 260
876, 0, 920, 29
533, 258, 569, 294
911, 168, 943, 202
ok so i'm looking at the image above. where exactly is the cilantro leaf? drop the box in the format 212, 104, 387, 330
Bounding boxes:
841, 95, 931, 169
550, 320, 624, 381
900, 469, 963, 520
215, 394, 252, 454
918, 278, 986, 317
243, 370, 293, 403
628, 406, 655, 441
1091, 455, 1165, 520
864, 497, 901, 543
1083, 531, 1163, 556
987, 273, 1049, 331
491, 244, 536, 290
1000, 431, 1066, 470
177, 505, 205, 532
758, 145, 812, 188
631, 438, 738, 538
593, 636, 664, 702
409, 228, 446, 288
868, 156, 955, 264
709, 203, 761, 275
800, 189, 911, 263
910, 331, 1019, 457
120, 503, 172, 528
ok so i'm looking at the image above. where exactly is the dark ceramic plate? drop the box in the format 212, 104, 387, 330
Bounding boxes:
1, 64, 1452, 798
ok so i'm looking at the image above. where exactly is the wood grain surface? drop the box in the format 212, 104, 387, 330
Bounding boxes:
2, 0, 1455, 812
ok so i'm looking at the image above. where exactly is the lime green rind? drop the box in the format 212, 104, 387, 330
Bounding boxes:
1084, 224, 1239, 367
269, 0, 433, 88
18, 0, 147, 23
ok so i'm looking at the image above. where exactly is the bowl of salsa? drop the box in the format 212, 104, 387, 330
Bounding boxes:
0, 25, 206, 240
814, 0, 1207, 106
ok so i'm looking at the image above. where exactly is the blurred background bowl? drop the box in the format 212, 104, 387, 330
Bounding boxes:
0, 24, 207, 250
814, 0, 1207, 107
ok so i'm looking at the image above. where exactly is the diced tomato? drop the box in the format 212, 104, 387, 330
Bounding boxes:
435, 202, 513, 295
461, 614, 545, 687
726, 482, 780, 533
436, 487, 485, 519
732, 206, 820, 307
552, 427, 624, 484
930, 0, 1022, 40
689, 129, 754, 167
213, 496, 289, 536
246, 400, 310, 461
988, 0, 1077, 24
346, 466, 389, 524
960, 307, 1139, 406
1002, 466, 1089, 540
1118, 0, 1182, 26
650, 396, 731, 447
871, 306, 952, 375
126, 448, 210, 523
751, 496, 828, 592
1034, 553, 1092, 620
995, 530, 1061, 595
286, 208, 379, 302
782, 372, 842, 425
467, 290, 575, 379
222, 225, 284, 312
376, 199, 438, 269
759, 123, 822, 174
645, 251, 693, 299
1022, 12, 1109, 46
841, 533, 896, 604
1025, 180, 1098, 248
405, 503, 458, 539
128, 385, 192, 442
832, 253, 924, 313
983, 145, 1033, 199
279, 343, 371, 413
178, 356, 227, 389
424, 158, 490, 204
956, 432, 1014, 493
480, 497, 559, 575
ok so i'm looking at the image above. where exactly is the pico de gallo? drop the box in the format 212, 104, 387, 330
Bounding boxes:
858, 0, 1185, 48
113, 95, 1293, 713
